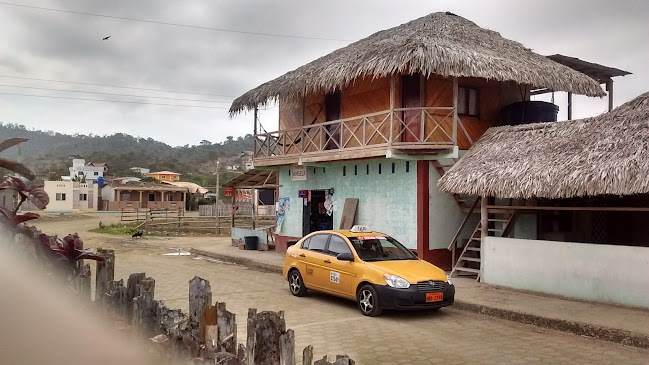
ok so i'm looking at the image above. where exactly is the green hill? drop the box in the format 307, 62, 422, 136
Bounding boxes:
0, 122, 253, 184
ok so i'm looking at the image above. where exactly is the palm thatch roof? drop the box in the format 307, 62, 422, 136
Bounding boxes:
437, 91, 649, 199
230, 12, 605, 114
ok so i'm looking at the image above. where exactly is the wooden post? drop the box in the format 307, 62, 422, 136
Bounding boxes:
189, 276, 212, 344
231, 193, 236, 230
302, 346, 313, 365
480, 196, 488, 242
251, 202, 256, 230
419, 73, 425, 142
203, 305, 219, 360
279, 329, 296, 365
95, 248, 115, 303
606, 80, 614, 111
125, 272, 146, 323
217, 302, 237, 354
389, 74, 396, 145
452, 77, 458, 145
246, 310, 286, 365
133, 277, 157, 337
77, 264, 91, 301
254, 107, 258, 136
567, 92, 573, 120
246, 308, 257, 365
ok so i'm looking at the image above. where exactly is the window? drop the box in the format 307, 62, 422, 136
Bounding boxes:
307, 234, 329, 253
349, 235, 417, 262
167, 195, 174, 201
327, 235, 352, 257
161, 175, 166, 179
94, 172, 99, 176
56, 193, 66, 201
149, 193, 156, 201
122, 193, 131, 201
300, 237, 311, 249
458, 86, 479, 117
79, 194, 88, 201
78, 172, 84, 176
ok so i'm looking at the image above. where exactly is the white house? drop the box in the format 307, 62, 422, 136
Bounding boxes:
67, 159, 108, 182
44, 181, 99, 212
129, 167, 150, 176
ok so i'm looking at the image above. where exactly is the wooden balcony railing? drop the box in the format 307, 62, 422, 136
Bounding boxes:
254, 107, 457, 160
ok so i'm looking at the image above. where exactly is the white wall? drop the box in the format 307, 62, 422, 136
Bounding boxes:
44, 181, 98, 212
428, 166, 466, 250
482, 237, 649, 308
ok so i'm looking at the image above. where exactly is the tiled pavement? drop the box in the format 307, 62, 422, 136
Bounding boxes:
95, 243, 648, 365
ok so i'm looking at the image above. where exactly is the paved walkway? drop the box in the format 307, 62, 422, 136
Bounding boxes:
191, 240, 649, 348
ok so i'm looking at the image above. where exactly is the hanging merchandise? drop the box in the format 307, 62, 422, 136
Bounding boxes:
324, 190, 334, 216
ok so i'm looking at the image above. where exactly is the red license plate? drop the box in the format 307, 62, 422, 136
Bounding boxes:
426, 292, 443, 302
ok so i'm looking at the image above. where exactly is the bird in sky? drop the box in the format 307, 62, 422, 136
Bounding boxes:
102, 36, 111, 40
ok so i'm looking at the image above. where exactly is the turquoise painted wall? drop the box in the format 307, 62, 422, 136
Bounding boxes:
428, 167, 466, 250
277, 158, 419, 248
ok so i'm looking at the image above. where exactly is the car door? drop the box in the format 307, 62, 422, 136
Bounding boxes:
321, 234, 361, 298
298, 233, 332, 291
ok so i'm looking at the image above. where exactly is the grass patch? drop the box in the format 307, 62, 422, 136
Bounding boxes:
91, 224, 142, 236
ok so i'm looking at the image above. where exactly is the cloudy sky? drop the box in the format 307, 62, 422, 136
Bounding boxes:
0, 0, 646, 146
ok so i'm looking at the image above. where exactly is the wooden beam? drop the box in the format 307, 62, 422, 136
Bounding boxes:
567, 92, 573, 120
530, 88, 552, 96
452, 77, 458, 145
390, 74, 396, 145
480, 196, 488, 241
606, 80, 614, 111
487, 205, 649, 212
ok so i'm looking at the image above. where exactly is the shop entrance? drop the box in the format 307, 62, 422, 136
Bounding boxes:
302, 190, 334, 236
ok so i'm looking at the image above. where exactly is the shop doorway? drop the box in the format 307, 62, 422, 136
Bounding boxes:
302, 190, 334, 236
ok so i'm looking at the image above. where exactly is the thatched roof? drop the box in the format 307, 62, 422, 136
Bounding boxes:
437, 92, 649, 199
230, 12, 605, 114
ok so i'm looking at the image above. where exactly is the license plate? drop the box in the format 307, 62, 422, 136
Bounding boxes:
426, 292, 443, 302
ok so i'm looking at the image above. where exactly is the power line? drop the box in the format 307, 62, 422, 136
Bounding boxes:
0, 92, 231, 109
0, 84, 233, 103
0, 2, 353, 42
0, 75, 235, 97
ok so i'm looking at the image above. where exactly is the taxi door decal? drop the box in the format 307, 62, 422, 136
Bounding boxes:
330, 271, 340, 284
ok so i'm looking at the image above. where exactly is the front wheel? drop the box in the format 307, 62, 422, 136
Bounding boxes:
288, 269, 307, 297
357, 284, 383, 317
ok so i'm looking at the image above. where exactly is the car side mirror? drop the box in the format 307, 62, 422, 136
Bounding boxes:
336, 252, 354, 262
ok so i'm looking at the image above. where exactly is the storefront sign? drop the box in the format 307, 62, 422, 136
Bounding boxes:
224, 187, 234, 197
291, 165, 307, 181
298, 190, 308, 198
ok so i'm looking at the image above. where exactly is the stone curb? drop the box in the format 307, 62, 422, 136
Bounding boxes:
190, 248, 283, 274
190, 248, 649, 349
452, 301, 648, 349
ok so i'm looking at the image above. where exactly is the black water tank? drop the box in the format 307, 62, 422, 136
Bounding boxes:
501, 101, 559, 125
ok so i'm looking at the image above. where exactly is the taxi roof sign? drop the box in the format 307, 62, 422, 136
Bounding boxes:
350, 225, 370, 233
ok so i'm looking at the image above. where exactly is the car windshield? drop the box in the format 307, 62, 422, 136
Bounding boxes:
348, 235, 417, 261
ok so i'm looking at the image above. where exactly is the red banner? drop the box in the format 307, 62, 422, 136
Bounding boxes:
224, 187, 234, 197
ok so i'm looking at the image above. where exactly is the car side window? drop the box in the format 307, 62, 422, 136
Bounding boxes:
307, 234, 329, 253
327, 235, 352, 257
301, 237, 311, 249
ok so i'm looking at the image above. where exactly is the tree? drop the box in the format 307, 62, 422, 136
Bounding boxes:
199, 140, 211, 146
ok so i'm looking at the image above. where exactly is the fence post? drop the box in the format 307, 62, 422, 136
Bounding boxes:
133, 277, 157, 337
302, 346, 313, 365
76, 263, 91, 301
217, 302, 237, 354
189, 276, 212, 345
279, 329, 296, 365
95, 248, 115, 303
125, 272, 146, 323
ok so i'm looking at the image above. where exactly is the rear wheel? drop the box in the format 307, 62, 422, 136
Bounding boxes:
288, 269, 307, 297
357, 284, 383, 317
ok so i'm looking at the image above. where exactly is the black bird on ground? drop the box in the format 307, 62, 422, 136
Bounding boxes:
132, 231, 143, 238
102, 36, 111, 40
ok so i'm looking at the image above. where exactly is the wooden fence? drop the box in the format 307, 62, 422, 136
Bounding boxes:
120, 208, 184, 225
86, 249, 354, 365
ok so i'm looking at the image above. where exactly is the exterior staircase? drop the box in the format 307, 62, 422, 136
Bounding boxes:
450, 209, 517, 281
431, 159, 517, 281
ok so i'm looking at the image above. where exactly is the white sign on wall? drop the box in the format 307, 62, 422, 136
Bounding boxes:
291, 165, 307, 181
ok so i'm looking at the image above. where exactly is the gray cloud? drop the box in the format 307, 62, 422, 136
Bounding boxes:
0, 0, 647, 146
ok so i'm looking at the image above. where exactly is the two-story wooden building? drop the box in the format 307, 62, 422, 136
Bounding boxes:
229, 12, 605, 268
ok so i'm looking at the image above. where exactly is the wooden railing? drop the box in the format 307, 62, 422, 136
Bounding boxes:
254, 107, 457, 159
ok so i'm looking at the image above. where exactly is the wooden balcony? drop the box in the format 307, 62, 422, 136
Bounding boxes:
253, 107, 458, 166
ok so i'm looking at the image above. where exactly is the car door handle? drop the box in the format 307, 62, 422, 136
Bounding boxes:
299, 253, 306, 257
324, 259, 331, 263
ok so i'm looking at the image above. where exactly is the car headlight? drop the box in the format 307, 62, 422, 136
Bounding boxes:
446, 275, 453, 285
383, 274, 410, 289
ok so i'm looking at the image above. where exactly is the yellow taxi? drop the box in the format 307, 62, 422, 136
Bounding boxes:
282, 226, 454, 316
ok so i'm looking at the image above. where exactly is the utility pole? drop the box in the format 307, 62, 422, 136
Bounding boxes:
215, 161, 220, 234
